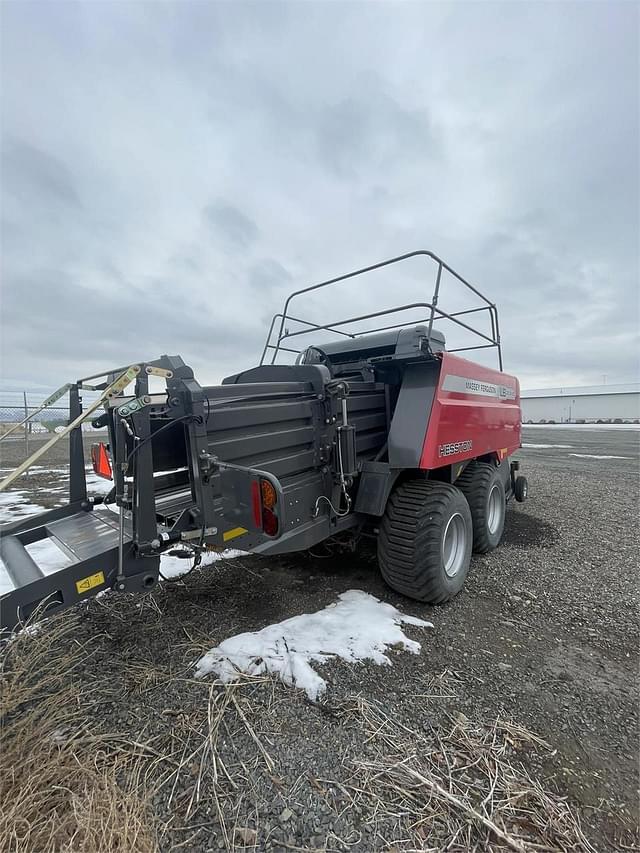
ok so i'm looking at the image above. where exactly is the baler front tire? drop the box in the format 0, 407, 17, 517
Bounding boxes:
514, 475, 528, 502
378, 480, 472, 604
456, 462, 506, 554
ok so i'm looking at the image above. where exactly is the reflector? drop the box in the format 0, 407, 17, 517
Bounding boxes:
91, 443, 112, 480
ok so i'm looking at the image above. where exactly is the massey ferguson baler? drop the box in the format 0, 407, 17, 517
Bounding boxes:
0, 250, 528, 630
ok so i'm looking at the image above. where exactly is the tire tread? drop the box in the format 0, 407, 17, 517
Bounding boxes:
456, 462, 506, 553
377, 479, 472, 604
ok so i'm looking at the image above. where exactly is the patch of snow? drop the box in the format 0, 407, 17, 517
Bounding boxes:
0, 535, 74, 594
195, 590, 432, 700
0, 490, 48, 523
568, 453, 630, 460
0, 567, 13, 596
84, 472, 113, 495
522, 443, 573, 449
25, 539, 73, 575
16, 466, 69, 474
160, 547, 245, 579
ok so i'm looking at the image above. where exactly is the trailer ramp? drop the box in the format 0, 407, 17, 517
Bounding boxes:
0, 506, 158, 632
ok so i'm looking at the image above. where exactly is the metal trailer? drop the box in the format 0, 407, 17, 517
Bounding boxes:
0, 250, 528, 631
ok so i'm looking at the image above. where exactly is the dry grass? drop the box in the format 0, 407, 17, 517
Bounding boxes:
0, 609, 280, 853
321, 696, 599, 853
0, 616, 616, 853
0, 615, 157, 853
153, 675, 277, 851
138, 664, 605, 852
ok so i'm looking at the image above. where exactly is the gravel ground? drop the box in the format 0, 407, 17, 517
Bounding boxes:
0, 434, 107, 470
1, 427, 639, 851
0, 434, 109, 512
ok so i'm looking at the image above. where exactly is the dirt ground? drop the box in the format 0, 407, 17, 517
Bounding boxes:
1, 427, 638, 852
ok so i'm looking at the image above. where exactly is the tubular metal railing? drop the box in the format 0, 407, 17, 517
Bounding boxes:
260, 250, 503, 370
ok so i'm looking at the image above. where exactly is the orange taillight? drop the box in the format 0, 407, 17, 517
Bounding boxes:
260, 479, 277, 509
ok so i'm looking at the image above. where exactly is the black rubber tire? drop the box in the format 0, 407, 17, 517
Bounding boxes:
456, 462, 506, 554
514, 475, 528, 502
377, 479, 473, 604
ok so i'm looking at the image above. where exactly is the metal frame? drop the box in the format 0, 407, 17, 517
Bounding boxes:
260, 250, 503, 370
0, 355, 207, 627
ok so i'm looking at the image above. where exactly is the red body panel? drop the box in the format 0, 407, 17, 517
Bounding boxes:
420, 352, 521, 470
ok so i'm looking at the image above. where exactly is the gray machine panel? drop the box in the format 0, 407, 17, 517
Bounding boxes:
304, 325, 446, 363
387, 362, 440, 468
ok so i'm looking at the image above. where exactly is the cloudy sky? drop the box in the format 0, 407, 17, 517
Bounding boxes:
1, 0, 638, 395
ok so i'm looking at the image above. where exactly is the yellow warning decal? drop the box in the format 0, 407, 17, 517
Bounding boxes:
76, 571, 105, 595
223, 526, 248, 542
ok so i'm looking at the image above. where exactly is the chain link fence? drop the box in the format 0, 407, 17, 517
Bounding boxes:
0, 406, 69, 436
0, 392, 105, 460
0, 398, 70, 461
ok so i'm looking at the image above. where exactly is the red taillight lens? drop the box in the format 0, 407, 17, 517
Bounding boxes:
252, 478, 279, 535
251, 480, 262, 527
91, 443, 112, 480
262, 507, 278, 537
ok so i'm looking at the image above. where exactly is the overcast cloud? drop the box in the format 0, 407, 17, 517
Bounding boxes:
1, 1, 638, 394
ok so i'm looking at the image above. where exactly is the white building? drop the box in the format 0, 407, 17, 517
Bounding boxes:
521, 383, 640, 423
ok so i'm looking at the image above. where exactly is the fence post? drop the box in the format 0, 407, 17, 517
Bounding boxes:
23, 391, 30, 464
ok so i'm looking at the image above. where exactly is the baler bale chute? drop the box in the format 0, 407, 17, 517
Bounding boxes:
0, 250, 528, 631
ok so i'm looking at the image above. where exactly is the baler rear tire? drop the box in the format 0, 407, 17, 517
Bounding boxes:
456, 462, 506, 554
377, 479, 472, 604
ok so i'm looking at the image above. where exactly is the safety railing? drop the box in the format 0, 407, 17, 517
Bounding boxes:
260, 250, 503, 370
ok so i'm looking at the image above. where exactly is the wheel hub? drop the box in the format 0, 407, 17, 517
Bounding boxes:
442, 512, 467, 578
487, 483, 504, 535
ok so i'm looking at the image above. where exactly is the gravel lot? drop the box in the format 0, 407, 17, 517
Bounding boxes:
1, 426, 638, 851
